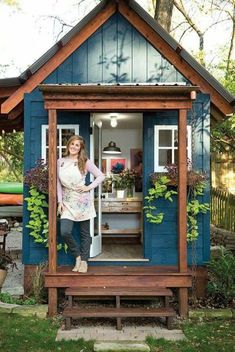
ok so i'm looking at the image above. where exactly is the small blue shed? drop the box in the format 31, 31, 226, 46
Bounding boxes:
0, 0, 234, 317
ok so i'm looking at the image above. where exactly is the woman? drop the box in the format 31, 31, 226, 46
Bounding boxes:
57, 135, 105, 273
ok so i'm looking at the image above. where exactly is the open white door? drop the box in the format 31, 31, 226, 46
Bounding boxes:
89, 118, 102, 257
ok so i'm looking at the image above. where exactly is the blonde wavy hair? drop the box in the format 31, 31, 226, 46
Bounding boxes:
64, 135, 88, 174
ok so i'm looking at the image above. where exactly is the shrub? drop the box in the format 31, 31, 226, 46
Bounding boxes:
24, 159, 48, 193
207, 247, 235, 304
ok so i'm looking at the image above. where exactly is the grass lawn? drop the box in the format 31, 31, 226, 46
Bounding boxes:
0, 313, 234, 352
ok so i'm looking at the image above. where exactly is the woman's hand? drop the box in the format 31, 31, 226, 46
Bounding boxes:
76, 185, 90, 193
57, 202, 64, 215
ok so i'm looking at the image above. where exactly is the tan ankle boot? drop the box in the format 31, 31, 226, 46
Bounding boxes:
78, 261, 88, 273
72, 256, 81, 272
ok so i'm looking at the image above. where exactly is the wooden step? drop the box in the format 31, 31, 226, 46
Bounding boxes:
63, 306, 176, 318
65, 286, 173, 297
63, 286, 176, 330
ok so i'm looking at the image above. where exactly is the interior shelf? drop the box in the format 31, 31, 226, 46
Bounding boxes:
101, 228, 141, 235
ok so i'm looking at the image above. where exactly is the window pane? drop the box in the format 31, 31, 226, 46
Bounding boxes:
159, 130, 172, 147
174, 130, 178, 147
61, 147, 66, 157
46, 129, 49, 146
174, 149, 178, 164
62, 129, 76, 146
57, 148, 60, 159
159, 149, 172, 166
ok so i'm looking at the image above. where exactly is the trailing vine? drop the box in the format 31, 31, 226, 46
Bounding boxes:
187, 181, 210, 241
24, 160, 67, 251
144, 175, 177, 224
25, 187, 49, 247
144, 165, 210, 242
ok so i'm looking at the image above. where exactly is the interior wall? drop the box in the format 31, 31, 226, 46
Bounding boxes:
102, 128, 142, 174
100, 122, 143, 242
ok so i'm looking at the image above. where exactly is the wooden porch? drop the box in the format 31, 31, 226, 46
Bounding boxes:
45, 265, 192, 327
45, 265, 192, 289
39, 84, 198, 319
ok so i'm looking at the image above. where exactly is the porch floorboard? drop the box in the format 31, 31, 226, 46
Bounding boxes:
44, 266, 192, 289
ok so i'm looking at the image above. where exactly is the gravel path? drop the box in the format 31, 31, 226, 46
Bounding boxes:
1, 224, 24, 296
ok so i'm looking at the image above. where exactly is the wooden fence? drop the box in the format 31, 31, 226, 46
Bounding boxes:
211, 187, 235, 232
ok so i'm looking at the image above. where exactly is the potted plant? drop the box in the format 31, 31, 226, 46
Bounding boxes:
112, 174, 127, 198
102, 176, 113, 197
121, 168, 138, 198
0, 250, 17, 290
112, 169, 137, 198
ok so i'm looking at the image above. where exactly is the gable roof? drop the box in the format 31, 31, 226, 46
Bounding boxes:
0, 0, 234, 119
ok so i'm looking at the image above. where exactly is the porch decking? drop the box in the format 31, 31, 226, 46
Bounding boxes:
44, 265, 192, 289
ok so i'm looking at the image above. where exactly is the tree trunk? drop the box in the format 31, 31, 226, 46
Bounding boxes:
173, 0, 205, 65
226, 5, 235, 79
154, 0, 174, 32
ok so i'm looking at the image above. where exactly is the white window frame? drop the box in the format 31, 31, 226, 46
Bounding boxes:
41, 124, 79, 162
154, 125, 192, 172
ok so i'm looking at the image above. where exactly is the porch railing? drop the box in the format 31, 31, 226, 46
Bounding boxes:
211, 187, 235, 232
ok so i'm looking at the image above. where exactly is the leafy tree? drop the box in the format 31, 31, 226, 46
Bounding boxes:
0, 132, 23, 181
0, 0, 19, 6
211, 116, 235, 153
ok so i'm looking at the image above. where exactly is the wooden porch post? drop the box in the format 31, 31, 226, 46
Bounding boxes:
178, 108, 188, 317
48, 109, 58, 316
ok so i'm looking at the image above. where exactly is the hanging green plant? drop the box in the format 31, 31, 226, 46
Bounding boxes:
144, 175, 177, 224
144, 163, 210, 242
25, 187, 49, 246
24, 159, 67, 252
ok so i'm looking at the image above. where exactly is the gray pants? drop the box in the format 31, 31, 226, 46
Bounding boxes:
60, 219, 92, 261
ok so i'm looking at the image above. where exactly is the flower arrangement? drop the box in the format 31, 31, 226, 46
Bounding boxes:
112, 168, 138, 190
150, 160, 207, 187
102, 176, 113, 193
24, 159, 48, 194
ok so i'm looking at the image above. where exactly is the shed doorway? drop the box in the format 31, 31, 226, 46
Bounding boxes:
90, 112, 145, 262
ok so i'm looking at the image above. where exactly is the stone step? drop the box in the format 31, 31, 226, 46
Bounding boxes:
94, 341, 150, 352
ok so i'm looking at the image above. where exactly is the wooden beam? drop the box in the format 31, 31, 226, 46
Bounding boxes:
118, 0, 233, 116
39, 84, 199, 95
44, 273, 192, 288
48, 109, 57, 274
0, 86, 20, 98
8, 102, 23, 120
48, 288, 58, 317
178, 109, 187, 273
1, 1, 116, 114
42, 93, 195, 101
178, 288, 188, 316
44, 99, 192, 110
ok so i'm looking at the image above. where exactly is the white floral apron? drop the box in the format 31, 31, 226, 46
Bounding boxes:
59, 159, 96, 221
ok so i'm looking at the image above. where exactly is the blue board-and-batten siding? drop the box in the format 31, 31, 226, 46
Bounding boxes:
46, 13, 188, 85
143, 93, 210, 266
23, 91, 90, 265
23, 10, 210, 267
